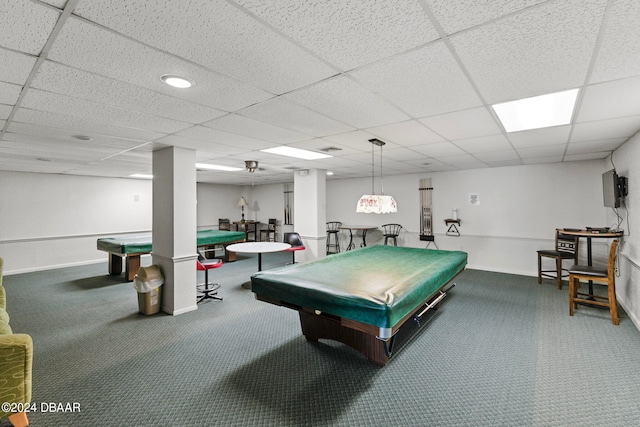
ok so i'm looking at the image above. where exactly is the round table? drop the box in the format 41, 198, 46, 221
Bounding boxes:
339, 226, 378, 250
226, 242, 291, 288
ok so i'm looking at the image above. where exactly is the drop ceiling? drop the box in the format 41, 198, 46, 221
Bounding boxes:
1, 0, 639, 185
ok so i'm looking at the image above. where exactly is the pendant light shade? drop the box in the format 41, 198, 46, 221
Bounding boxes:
356, 194, 397, 213
356, 138, 397, 214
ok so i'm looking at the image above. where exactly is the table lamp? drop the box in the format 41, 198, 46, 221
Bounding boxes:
238, 196, 248, 222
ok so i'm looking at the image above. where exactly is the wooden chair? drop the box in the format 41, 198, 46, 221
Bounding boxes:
537, 229, 579, 289
218, 218, 231, 231
260, 218, 277, 242
381, 224, 402, 246
569, 240, 619, 325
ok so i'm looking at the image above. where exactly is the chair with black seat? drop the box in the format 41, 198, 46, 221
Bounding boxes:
537, 229, 579, 290
196, 251, 223, 303
218, 218, 231, 231
569, 240, 619, 325
381, 224, 402, 246
326, 221, 342, 254
284, 232, 305, 264
260, 218, 277, 242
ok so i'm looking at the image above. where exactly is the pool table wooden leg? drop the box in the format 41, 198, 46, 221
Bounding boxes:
298, 310, 389, 366
125, 255, 140, 281
108, 253, 123, 275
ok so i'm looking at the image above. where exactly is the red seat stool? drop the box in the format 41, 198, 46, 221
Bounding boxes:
284, 232, 305, 265
196, 257, 223, 303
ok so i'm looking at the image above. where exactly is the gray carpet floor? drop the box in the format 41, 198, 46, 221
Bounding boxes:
3, 250, 640, 426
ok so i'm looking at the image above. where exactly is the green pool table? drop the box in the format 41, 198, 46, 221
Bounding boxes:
97, 229, 246, 281
251, 245, 467, 365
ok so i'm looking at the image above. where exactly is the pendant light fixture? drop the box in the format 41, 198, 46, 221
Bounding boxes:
356, 139, 397, 214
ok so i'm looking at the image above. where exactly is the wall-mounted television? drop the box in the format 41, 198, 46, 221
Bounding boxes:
602, 169, 628, 208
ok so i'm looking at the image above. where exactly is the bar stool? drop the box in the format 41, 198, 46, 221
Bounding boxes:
326, 221, 342, 254
196, 251, 223, 303
382, 224, 402, 246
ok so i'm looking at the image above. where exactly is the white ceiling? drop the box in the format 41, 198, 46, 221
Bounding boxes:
1, 0, 639, 185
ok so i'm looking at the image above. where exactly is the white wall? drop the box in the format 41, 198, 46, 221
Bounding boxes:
327, 160, 607, 275
609, 135, 639, 328
0, 171, 152, 273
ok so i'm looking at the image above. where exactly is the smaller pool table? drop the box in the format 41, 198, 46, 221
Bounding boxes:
97, 229, 246, 280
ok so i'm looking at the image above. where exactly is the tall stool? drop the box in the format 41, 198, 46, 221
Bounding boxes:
196, 252, 223, 303
382, 224, 402, 246
326, 221, 342, 254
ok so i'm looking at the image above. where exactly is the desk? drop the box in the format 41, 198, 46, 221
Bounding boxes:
339, 226, 377, 250
233, 221, 259, 242
558, 228, 623, 294
251, 245, 467, 365
97, 229, 246, 281
226, 242, 291, 288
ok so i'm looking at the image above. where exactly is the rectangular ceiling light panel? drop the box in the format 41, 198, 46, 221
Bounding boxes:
492, 88, 579, 132
261, 146, 332, 160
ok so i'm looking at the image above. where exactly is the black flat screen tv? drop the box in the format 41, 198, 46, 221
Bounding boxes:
602, 169, 627, 208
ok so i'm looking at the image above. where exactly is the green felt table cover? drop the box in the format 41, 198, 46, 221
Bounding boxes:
251, 245, 467, 329
97, 230, 246, 255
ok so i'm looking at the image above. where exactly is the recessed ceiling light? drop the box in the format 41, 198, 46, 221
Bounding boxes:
261, 146, 332, 160
129, 173, 153, 179
326, 171, 334, 175
161, 74, 193, 89
196, 163, 243, 171
492, 88, 579, 132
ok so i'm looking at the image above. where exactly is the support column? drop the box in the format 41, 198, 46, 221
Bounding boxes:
293, 169, 326, 263
152, 147, 197, 315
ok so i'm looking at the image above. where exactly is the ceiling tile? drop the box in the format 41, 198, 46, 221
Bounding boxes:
46, 17, 273, 112
451, 0, 607, 104
516, 145, 567, 159
577, 76, 640, 122
350, 41, 482, 118
564, 152, 610, 162
0, 1, 59, 55
0, 82, 22, 105
425, 0, 548, 35
0, 48, 37, 86
203, 114, 308, 144
11, 108, 167, 142
438, 154, 487, 168
0, 104, 12, 120
155, 135, 247, 156
20, 89, 192, 134
73, 0, 337, 94
522, 156, 564, 165
453, 134, 512, 154
235, 0, 439, 70
507, 126, 571, 149
32, 61, 226, 124
565, 138, 627, 155
473, 149, 520, 162
238, 97, 354, 137
283, 75, 409, 128
590, 0, 640, 84
6, 122, 151, 148
571, 115, 640, 142
410, 142, 467, 157
419, 107, 502, 140
173, 125, 274, 150
366, 120, 446, 146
